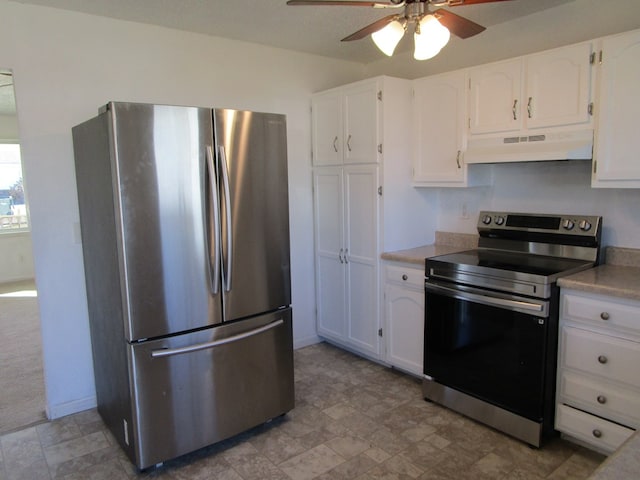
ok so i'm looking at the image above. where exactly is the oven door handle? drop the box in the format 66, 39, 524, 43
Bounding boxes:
425, 282, 545, 314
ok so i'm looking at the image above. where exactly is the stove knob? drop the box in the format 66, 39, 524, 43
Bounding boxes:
562, 219, 575, 230
482, 215, 492, 225
495, 216, 505, 226
579, 219, 592, 231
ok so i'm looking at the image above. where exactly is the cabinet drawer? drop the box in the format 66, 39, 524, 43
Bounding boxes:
561, 326, 640, 388
558, 370, 640, 427
562, 292, 640, 337
556, 404, 635, 454
385, 265, 424, 289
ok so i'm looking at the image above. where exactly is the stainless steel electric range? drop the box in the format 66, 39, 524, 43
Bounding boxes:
423, 211, 602, 447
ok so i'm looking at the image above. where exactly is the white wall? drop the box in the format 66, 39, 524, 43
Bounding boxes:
436, 161, 640, 249
365, 0, 640, 79
0, 0, 366, 418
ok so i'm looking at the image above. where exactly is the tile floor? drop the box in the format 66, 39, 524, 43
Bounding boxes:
0, 342, 606, 479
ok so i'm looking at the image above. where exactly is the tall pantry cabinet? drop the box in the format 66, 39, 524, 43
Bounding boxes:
312, 76, 431, 360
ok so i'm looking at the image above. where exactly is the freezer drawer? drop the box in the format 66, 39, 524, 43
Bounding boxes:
128, 309, 294, 469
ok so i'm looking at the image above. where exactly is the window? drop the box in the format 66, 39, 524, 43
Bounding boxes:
0, 143, 28, 232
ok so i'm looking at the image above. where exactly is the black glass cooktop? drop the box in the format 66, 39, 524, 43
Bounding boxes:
427, 249, 592, 278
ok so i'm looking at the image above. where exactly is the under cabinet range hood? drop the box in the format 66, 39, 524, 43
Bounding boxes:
465, 129, 593, 164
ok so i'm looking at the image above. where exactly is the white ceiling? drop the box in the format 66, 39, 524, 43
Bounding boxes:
12, 0, 574, 63
2, 0, 576, 116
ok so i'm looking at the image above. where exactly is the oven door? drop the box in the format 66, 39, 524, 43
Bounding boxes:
424, 280, 550, 422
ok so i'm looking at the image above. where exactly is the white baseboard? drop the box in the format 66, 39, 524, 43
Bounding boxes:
46, 395, 97, 420
293, 334, 322, 350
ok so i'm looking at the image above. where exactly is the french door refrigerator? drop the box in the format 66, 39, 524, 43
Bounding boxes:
72, 102, 294, 470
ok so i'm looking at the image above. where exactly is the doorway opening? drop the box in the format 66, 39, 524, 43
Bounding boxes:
0, 69, 46, 434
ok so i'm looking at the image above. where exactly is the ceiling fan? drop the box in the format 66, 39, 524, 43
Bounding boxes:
286, 0, 512, 60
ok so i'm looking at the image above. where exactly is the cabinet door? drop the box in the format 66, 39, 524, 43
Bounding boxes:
593, 30, 640, 187
525, 42, 593, 129
344, 165, 380, 356
469, 59, 522, 135
343, 81, 379, 164
385, 283, 424, 376
313, 168, 346, 339
413, 71, 467, 185
312, 91, 342, 166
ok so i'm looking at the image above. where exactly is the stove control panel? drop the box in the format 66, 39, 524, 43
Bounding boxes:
478, 211, 602, 237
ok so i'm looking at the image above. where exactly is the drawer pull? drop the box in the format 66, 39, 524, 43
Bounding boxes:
402, 274, 408, 281
597, 395, 607, 404
600, 312, 610, 320
597, 355, 608, 364
592, 429, 603, 438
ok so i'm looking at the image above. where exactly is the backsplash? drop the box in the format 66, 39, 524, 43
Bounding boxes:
605, 247, 640, 267
435, 160, 640, 249
435, 231, 478, 249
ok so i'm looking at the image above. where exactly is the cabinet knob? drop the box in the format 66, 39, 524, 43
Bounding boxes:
592, 429, 603, 438
600, 312, 610, 320
402, 274, 408, 281
597, 355, 608, 364
597, 395, 607, 405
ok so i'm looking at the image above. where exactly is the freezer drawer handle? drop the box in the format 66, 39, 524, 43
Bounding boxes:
150, 319, 284, 358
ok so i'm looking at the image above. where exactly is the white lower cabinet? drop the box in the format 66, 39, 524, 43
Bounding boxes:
384, 264, 424, 377
556, 290, 640, 454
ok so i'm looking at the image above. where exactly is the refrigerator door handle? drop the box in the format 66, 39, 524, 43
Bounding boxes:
218, 145, 233, 292
150, 319, 284, 358
205, 145, 221, 295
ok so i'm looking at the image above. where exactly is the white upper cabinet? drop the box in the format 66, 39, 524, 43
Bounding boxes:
592, 29, 640, 188
469, 42, 594, 136
312, 79, 379, 166
343, 82, 380, 164
312, 91, 342, 167
469, 59, 523, 135
412, 70, 468, 186
526, 43, 593, 129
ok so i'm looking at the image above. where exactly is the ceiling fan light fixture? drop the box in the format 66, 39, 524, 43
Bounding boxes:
413, 14, 450, 60
371, 19, 405, 56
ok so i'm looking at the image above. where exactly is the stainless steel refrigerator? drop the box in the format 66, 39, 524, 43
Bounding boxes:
72, 102, 294, 470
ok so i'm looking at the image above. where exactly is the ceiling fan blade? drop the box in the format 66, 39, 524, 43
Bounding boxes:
434, 9, 485, 39
446, 0, 512, 5
286, 1, 395, 6
341, 14, 399, 41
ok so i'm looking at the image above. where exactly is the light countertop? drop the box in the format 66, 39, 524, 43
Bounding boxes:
558, 264, 640, 301
558, 246, 640, 301
381, 231, 478, 266
380, 244, 471, 266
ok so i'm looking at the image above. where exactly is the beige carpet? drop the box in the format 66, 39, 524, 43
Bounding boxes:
0, 281, 47, 434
